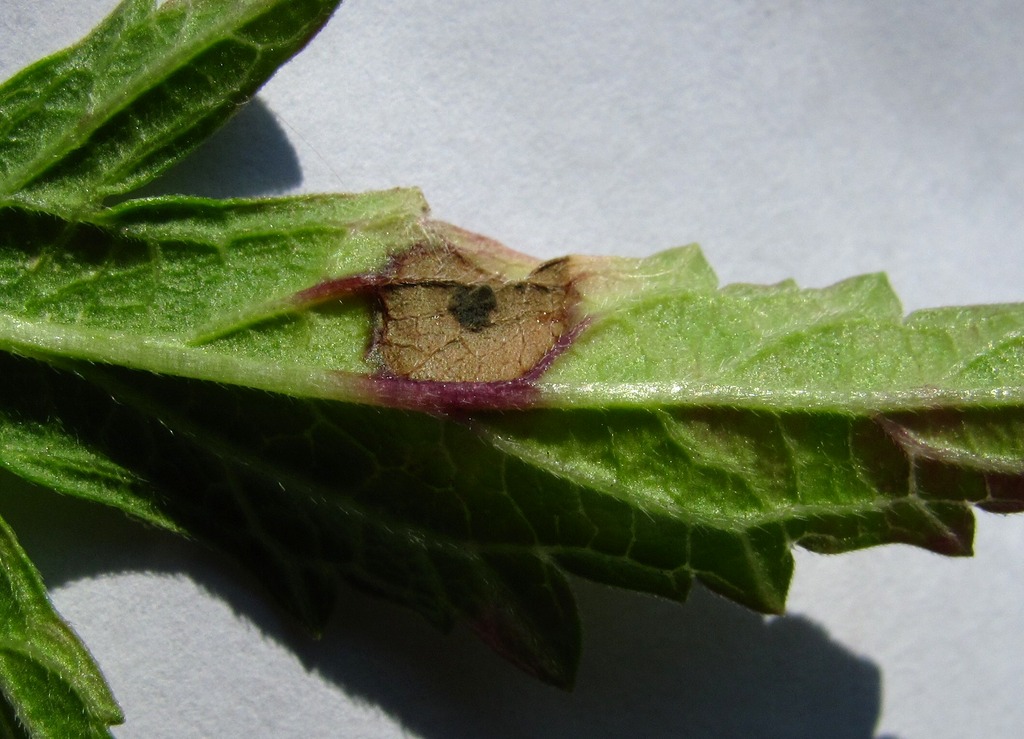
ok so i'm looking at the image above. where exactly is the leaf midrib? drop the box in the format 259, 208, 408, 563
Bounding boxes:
4, 312, 1022, 411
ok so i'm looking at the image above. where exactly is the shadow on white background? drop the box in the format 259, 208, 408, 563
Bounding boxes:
2, 470, 884, 739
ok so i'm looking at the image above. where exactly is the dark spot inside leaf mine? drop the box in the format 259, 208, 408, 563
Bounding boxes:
448, 284, 498, 332
373, 245, 576, 383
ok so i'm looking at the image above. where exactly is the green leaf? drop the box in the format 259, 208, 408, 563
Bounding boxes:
0, 190, 429, 398
544, 255, 1024, 410
1, 0, 1023, 711
2, 202, 1021, 415
0, 352, 583, 685
0, 0, 341, 218
0, 510, 122, 736
0, 378, 182, 535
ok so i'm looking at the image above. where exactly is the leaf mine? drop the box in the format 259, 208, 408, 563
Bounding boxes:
373, 242, 577, 384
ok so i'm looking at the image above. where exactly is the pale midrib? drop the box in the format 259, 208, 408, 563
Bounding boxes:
0, 314, 361, 400
539, 380, 1024, 411
3, 315, 1023, 411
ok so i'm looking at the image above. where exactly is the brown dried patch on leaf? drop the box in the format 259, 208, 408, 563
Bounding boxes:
374, 244, 575, 382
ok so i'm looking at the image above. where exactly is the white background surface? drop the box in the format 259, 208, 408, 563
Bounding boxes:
2, 1, 1024, 737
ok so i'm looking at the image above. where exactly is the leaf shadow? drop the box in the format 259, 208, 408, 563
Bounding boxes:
127, 96, 303, 200
307, 579, 885, 739
1, 478, 885, 739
